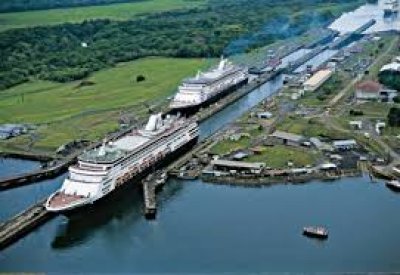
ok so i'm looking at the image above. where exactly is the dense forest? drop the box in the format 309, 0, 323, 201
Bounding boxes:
379, 70, 400, 91
0, 0, 361, 90
0, 0, 146, 13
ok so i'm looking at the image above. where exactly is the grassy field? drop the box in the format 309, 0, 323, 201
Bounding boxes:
0, 57, 207, 124
0, 0, 204, 32
277, 116, 351, 140
246, 145, 320, 168
0, 57, 208, 153
209, 137, 251, 156
209, 137, 320, 168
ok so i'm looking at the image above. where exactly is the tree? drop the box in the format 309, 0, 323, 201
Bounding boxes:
379, 70, 400, 91
136, 75, 145, 82
349, 109, 364, 116
388, 107, 400, 127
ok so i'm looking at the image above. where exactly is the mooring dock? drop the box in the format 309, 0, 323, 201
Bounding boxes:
0, 199, 54, 250
142, 171, 168, 219
142, 179, 157, 219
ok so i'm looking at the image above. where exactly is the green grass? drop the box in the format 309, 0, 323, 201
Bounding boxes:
0, 57, 207, 152
0, 0, 204, 32
353, 102, 391, 118
209, 137, 251, 155
208, 135, 319, 168
277, 116, 350, 139
246, 145, 320, 168
0, 57, 207, 124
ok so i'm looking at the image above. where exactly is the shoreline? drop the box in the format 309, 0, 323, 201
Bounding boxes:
0, 152, 54, 162
201, 169, 363, 187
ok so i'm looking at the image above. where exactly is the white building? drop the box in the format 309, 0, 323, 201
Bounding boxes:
349, 121, 362, 130
333, 139, 357, 150
303, 69, 333, 92
256, 111, 273, 119
375, 122, 386, 135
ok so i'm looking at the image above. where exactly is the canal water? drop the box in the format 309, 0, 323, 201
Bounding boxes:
0, 158, 41, 179
329, 0, 400, 34
0, 174, 64, 222
2, 176, 400, 272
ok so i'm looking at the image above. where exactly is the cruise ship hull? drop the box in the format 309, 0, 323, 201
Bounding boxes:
59, 136, 198, 217
169, 78, 249, 116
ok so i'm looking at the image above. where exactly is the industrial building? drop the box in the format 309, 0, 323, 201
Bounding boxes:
303, 69, 333, 92
269, 130, 305, 146
355, 80, 397, 103
210, 160, 265, 173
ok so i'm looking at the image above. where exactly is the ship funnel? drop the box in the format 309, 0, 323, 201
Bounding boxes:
196, 70, 201, 79
98, 139, 107, 156
218, 56, 226, 70
145, 113, 163, 132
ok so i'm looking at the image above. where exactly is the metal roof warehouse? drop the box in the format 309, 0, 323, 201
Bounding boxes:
210, 160, 265, 170
303, 69, 333, 92
269, 130, 304, 143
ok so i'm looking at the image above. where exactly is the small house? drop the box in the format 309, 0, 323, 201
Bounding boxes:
232, 151, 249, 161
256, 111, 273, 119
349, 121, 362, 130
375, 121, 386, 135
333, 139, 357, 151
319, 163, 338, 171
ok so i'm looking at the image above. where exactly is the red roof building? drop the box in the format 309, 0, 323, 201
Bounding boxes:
356, 80, 382, 93
355, 80, 397, 102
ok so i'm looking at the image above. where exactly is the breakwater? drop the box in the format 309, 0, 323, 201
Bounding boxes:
201, 169, 363, 187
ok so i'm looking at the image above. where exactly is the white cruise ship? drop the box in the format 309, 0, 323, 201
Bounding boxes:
384, 0, 399, 16
170, 57, 248, 113
45, 114, 198, 213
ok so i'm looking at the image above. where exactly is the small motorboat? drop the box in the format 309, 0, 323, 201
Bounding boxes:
303, 226, 328, 239
386, 180, 400, 192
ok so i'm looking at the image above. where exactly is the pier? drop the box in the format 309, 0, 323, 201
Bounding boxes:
0, 160, 71, 190
141, 171, 168, 219
142, 179, 157, 219
0, 199, 54, 250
